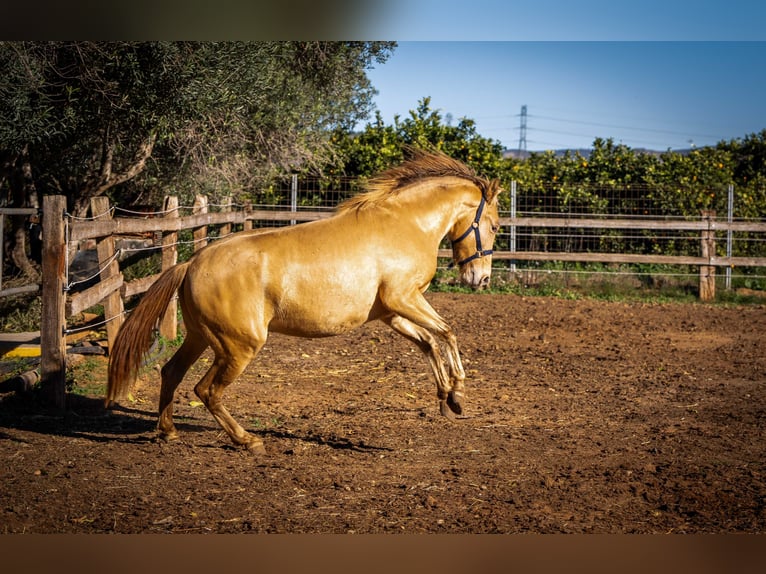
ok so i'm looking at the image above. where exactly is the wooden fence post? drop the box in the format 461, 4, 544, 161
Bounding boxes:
90, 197, 124, 352
700, 210, 716, 301
219, 196, 232, 238
243, 201, 253, 231
159, 196, 179, 341
40, 195, 67, 409
193, 194, 208, 252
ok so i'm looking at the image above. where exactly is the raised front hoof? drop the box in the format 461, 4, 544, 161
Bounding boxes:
439, 399, 458, 421
446, 390, 464, 415
244, 440, 267, 455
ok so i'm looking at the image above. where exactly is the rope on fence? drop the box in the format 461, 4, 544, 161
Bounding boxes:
56, 200, 250, 222
113, 201, 248, 217
64, 207, 116, 221
63, 296, 179, 335
66, 249, 122, 291
62, 220, 232, 293
64, 310, 126, 334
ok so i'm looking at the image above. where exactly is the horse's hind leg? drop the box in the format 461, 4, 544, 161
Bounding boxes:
157, 331, 207, 441
194, 346, 265, 453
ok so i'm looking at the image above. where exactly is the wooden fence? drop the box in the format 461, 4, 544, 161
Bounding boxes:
19, 195, 766, 407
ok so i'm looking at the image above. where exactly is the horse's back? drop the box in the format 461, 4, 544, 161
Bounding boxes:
180, 215, 396, 340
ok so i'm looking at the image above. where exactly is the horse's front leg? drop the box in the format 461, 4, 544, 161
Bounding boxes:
384, 314, 466, 419
440, 328, 467, 416
380, 285, 472, 418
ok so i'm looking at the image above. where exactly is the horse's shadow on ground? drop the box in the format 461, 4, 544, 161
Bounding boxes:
257, 427, 392, 454
0, 392, 161, 444
0, 390, 392, 453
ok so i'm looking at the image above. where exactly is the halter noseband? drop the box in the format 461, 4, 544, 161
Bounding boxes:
449, 195, 494, 268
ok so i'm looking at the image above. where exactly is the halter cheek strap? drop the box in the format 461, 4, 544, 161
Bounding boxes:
449, 195, 494, 268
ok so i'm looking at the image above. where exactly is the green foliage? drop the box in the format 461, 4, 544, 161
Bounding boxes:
0, 41, 396, 215
427, 264, 766, 305
121, 252, 162, 282
330, 105, 765, 295
332, 102, 765, 230
66, 357, 106, 396
504, 132, 766, 222
329, 97, 505, 183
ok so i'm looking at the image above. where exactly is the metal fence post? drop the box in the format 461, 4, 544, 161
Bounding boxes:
726, 184, 734, 290
510, 180, 517, 274
291, 174, 298, 226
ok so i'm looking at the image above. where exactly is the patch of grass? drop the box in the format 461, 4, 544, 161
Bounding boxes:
66, 356, 108, 397
429, 263, 765, 305
250, 416, 283, 430
0, 356, 39, 381
716, 289, 766, 306
0, 293, 42, 332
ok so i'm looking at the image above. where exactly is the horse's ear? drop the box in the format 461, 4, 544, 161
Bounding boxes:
485, 179, 503, 203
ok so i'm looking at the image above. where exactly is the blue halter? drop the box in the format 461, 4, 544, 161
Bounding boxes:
449, 195, 493, 268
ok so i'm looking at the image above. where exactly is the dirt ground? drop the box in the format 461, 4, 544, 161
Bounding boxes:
1, 292, 765, 533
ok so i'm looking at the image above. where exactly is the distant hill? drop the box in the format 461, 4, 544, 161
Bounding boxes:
503, 147, 695, 160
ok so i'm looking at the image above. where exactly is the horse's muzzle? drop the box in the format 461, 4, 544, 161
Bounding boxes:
461, 269, 491, 290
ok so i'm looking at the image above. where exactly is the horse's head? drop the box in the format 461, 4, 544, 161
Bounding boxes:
449, 180, 502, 290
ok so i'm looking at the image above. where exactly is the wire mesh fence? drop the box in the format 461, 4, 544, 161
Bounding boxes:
207, 177, 766, 290
5, 178, 765, 304
496, 181, 766, 292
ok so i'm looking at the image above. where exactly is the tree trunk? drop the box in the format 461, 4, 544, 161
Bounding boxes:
10, 219, 39, 279
7, 146, 41, 282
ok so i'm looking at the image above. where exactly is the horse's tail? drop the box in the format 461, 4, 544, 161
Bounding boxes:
106, 261, 191, 406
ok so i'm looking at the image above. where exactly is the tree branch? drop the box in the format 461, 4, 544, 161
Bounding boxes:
95, 132, 156, 194
73, 132, 157, 216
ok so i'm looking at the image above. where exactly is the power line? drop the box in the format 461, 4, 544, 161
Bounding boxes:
530, 114, 726, 141
477, 106, 733, 149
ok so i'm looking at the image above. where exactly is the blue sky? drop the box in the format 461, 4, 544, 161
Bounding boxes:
353, 2, 766, 152
361, 41, 766, 151
361, 1, 766, 42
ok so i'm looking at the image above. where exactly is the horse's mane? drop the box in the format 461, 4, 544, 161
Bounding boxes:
337, 148, 498, 212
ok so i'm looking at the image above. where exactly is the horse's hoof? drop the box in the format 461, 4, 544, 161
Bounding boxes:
439, 399, 458, 421
157, 432, 180, 443
446, 390, 464, 415
245, 440, 267, 455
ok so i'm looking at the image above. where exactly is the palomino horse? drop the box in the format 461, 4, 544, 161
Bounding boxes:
107, 149, 502, 453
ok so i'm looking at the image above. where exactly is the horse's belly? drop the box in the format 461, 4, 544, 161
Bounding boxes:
270, 316, 366, 338
268, 289, 383, 338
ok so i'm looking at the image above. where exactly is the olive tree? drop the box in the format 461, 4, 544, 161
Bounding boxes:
0, 41, 395, 278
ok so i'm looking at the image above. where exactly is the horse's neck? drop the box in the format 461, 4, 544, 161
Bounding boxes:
393, 179, 476, 240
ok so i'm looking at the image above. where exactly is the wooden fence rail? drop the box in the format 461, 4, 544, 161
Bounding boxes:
26, 195, 766, 407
